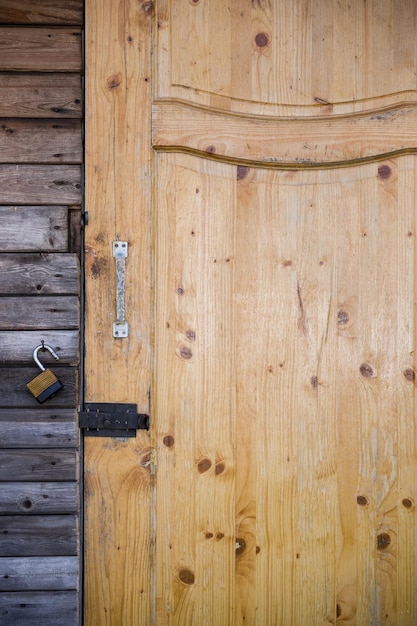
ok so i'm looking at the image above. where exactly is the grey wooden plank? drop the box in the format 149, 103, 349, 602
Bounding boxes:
0, 591, 78, 625
0, 367, 77, 408
0, 254, 79, 294
0, 408, 76, 423
0, 28, 82, 72
0, 165, 81, 204
0, 120, 82, 163
0, 331, 78, 365
0, 206, 68, 252
0, 74, 81, 118
0, 556, 78, 591
0, 449, 77, 481
0, 296, 79, 330
0, 483, 78, 514
0, 420, 77, 448
0, 1, 83, 25
0, 516, 77, 557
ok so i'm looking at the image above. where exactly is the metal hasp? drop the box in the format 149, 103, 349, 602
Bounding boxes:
113, 241, 129, 338
79, 402, 149, 437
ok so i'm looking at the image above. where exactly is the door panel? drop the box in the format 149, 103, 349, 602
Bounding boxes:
157, 0, 417, 116
85, 1, 417, 624
154, 153, 417, 623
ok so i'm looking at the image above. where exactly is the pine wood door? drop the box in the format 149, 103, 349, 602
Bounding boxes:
84, 1, 417, 624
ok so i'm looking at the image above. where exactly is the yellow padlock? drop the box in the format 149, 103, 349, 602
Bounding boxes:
26, 343, 64, 403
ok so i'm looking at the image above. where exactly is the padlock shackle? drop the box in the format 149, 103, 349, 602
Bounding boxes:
33, 344, 60, 372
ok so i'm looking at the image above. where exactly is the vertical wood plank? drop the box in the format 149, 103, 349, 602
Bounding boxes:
154, 155, 236, 625
234, 166, 258, 624
396, 156, 417, 624
84, 0, 152, 624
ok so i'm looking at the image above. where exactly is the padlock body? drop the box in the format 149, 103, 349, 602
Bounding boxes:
26, 368, 64, 404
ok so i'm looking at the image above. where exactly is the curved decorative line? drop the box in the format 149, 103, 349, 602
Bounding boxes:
159, 88, 417, 119
168, 83, 417, 115
152, 101, 417, 168
153, 145, 417, 170
154, 97, 417, 122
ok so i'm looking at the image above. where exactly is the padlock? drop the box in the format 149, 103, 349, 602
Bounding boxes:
26, 343, 64, 403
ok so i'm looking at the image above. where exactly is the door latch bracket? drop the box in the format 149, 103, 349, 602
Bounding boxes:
79, 402, 149, 437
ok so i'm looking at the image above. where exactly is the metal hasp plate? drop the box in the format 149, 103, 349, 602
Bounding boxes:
79, 402, 149, 437
113, 241, 128, 338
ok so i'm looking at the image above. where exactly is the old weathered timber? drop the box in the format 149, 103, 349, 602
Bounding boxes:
0, 74, 82, 118
0, 556, 78, 591
0, 483, 78, 513
0, 448, 77, 481
0, 165, 81, 204
0, 296, 79, 329
0, 332, 78, 364
0, 254, 79, 293
0, 516, 77, 556
0, 591, 78, 624
0, 4, 83, 624
0, 28, 81, 71
0, 206, 69, 251
0, 120, 82, 163
0, 1, 83, 25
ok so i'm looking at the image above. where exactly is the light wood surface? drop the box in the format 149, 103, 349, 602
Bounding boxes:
84, 0, 152, 623
153, 154, 417, 624
157, 0, 417, 117
153, 102, 417, 167
84, 1, 417, 624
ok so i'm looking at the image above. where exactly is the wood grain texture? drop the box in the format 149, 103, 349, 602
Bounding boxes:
0, 0, 83, 25
0, 254, 79, 294
0, 120, 82, 163
0, 206, 68, 252
84, 439, 153, 624
0, 7, 82, 622
157, 0, 417, 117
0, 449, 77, 482
0, 515, 77, 556
85, 1, 417, 624
0, 28, 81, 72
0, 420, 77, 449
0, 296, 79, 329
84, 0, 152, 623
0, 165, 81, 204
154, 155, 236, 624
0, 331, 78, 364
0, 556, 78, 591
154, 153, 417, 624
153, 102, 417, 167
0, 483, 78, 514
0, 591, 78, 625
0, 74, 82, 118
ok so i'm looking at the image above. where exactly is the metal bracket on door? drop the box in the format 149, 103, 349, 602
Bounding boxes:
79, 402, 149, 437
113, 241, 128, 338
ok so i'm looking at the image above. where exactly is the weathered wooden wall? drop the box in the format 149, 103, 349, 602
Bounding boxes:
0, 1, 83, 624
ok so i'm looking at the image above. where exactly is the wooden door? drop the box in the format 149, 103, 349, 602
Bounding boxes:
84, 1, 417, 624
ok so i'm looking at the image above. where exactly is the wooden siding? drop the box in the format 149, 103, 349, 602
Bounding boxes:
0, 3, 82, 625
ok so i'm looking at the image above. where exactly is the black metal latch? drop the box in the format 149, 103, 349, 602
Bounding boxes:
79, 402, 149, 437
